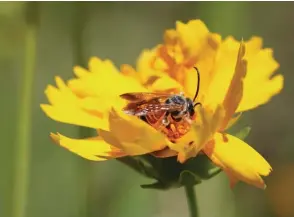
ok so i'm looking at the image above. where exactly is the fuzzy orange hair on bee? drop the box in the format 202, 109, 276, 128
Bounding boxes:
120, 67, 201, 140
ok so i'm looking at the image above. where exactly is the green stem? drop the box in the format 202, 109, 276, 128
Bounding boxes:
184, 185, 198, 217
73, 2, 86, 67
12, 3, 38, 217
73, 3, 92, 217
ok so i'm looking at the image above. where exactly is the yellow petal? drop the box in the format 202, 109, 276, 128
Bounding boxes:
164, 21, 221, 98
204, 36, 283, 113
147, 74, 183, 93
88, 57, 116, 76
203, 133, 272, 189
99, 128, 154, 156
204, 38, 242, 106
136, 48, 168, 84
220, 41, 247, 130
136, 48, 183, 94
105, 107, 171, 155
120, 64, 140, 80
72, 65, 88, 78
41, 77, 109, 130
244, 36, 263, 56
136, 20, 221, 100
164, 29, 178, 46
175, 20, 209, 54
238, 46, 284, 112
50, 133, 124, 161
68, 57, 147, 98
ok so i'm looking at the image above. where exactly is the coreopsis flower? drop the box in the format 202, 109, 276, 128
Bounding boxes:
41, 19, 283, 190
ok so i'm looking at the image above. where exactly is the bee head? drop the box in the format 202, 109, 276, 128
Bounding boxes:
186, 98, 195, 117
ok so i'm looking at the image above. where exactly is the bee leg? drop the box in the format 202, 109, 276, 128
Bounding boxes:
139, 115, 148, 123
162, 116, 170, 126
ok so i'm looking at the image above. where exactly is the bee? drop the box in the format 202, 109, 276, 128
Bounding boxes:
120, 67, 201, 141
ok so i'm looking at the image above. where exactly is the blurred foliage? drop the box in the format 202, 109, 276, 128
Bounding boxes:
1, 2, 294, 217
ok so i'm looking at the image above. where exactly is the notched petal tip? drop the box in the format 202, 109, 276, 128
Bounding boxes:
177, 19, 208, 31
40, 104, 54, 118
44, 84, 54, 94
49, 132, 120, 161
40, 104, 47, 111
88, 56, 100, 67
50, 132, 60, 144
73, 65, 89, 78
204, 133, 272, 189
237, 38, 283, 112
55, 76, 66, 89
177, 152, 188, 164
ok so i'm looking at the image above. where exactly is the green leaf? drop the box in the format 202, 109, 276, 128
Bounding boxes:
117, 156, 159, 179
140, 181, 172, 190
234, 126, 251, 140
207, 166, 222, 178
119, 153, 224, 190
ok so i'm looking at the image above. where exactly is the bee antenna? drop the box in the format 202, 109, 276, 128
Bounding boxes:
192, 67, 200, 103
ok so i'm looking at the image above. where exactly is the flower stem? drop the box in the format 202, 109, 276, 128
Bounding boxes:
12, 3, 38, 217
184, 185, 199, 217
73, 3, 92, 217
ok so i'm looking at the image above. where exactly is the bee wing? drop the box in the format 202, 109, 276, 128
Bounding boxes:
123, 103, 184, 116
120, 92, 172, 102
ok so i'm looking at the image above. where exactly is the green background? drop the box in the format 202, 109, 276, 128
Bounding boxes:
1, 2, 293, 217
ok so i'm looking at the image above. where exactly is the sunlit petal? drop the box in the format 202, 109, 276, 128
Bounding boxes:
203, 133, 272, 189
204, 38, 243, 107
68, 57, 147, 98
220, 41, 247, 130
238, 46, 284, 112
147, 74, 183, 93
204, 37, 283, 114
105, 107, 171, 155
174, 20, 210, 54
41, 77, 109, 130
50, 133, 124, 161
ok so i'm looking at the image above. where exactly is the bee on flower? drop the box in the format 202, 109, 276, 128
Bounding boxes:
41, 19, 283, 189
120, 66, 201, 142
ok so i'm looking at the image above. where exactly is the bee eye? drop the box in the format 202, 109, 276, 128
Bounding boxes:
186, 99, 195, 117
165, 98, 172, 104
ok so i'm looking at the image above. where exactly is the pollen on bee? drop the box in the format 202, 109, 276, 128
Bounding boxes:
170, 124, 176, 133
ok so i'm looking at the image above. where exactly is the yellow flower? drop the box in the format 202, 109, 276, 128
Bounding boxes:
132, 20, 283, 189
41, 20, 283, 190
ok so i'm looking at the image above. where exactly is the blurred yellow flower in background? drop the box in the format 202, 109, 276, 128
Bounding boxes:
41, 19, 283, 190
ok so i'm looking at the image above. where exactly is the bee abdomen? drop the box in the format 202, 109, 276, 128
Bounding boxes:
140, 114, 191, 140
146, 112, 164, 126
